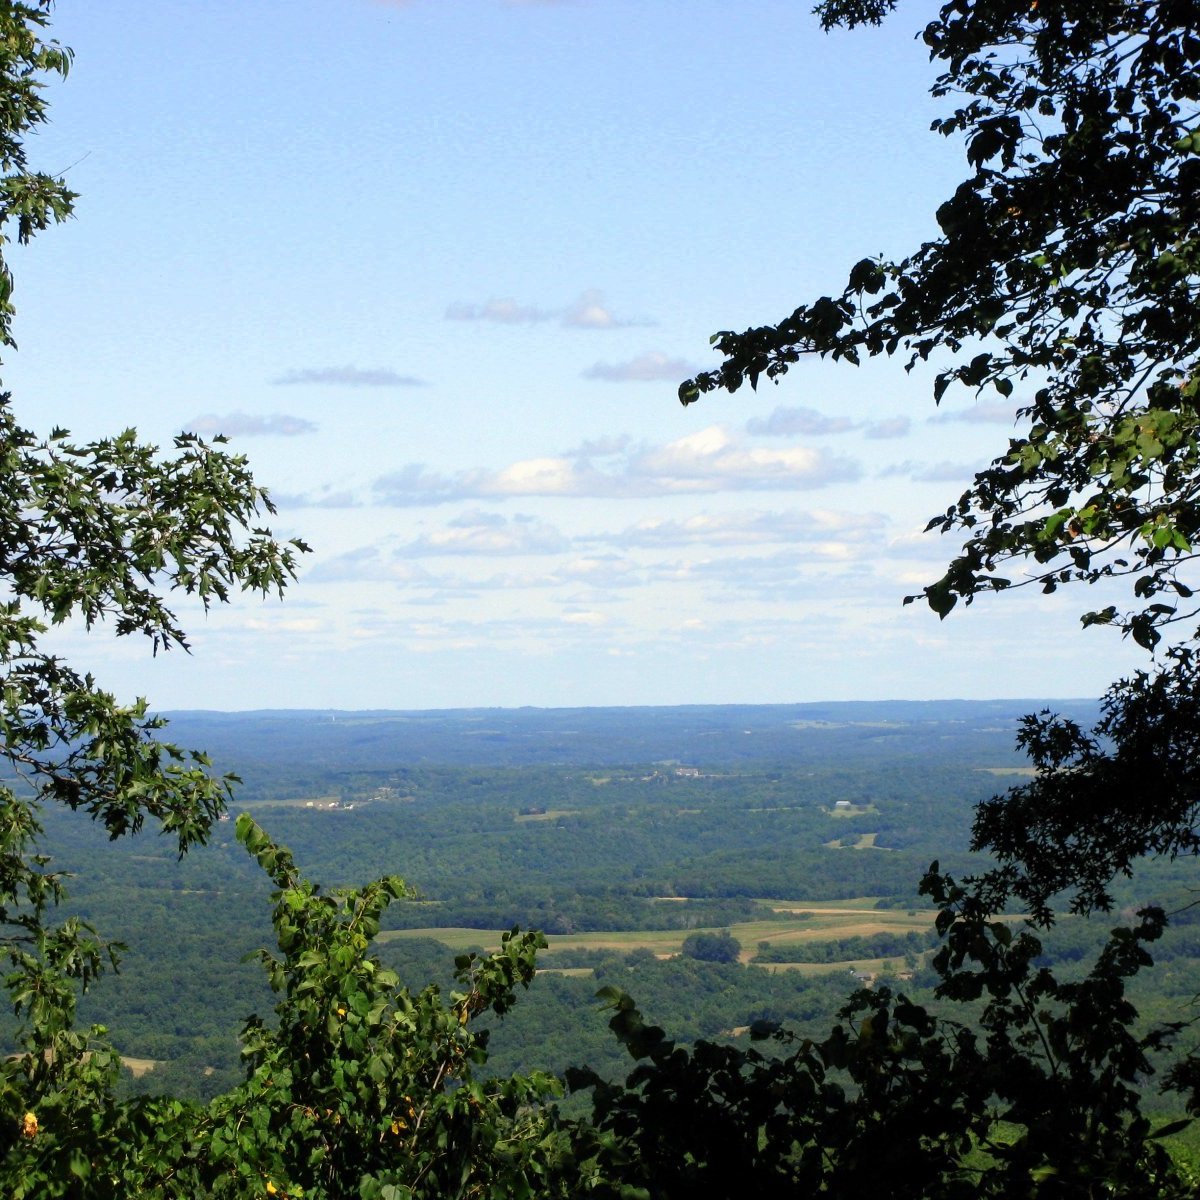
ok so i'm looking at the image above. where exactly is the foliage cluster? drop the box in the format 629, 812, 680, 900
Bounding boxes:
679, 930, 741, 964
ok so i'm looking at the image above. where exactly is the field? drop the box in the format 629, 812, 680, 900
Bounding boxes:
120, 1056, 160, 1079
377, 897, 936, 968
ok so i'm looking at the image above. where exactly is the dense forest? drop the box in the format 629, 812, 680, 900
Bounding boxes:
5, 702, 1187, 1136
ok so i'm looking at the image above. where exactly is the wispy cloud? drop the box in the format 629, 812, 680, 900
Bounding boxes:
746, 406, 856, 437
929, 400, 1021, 425
393, 511, 569, 557
565, 434, 631, 459
272, 487, 361, 509
646, 548, 878, 602
307, 541, 638, 595
306, 546, 440, 585
911, 460, 984, 483
446, 289, 646, 329
864, 416, 911, 439
371, 425, 859, 505
272, 366, 426, 387
608, 509, 881, 549
444, 298, 553, 324
307, 509, 881, 590
185, 412, 317, 437
745, 406, 913, 440
879, 459, 984, 483
373, 0, 571, 7
583, 352, 700, 382
557, 555, 639, 589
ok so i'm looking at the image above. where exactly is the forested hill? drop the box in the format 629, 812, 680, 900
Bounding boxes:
158, 698, 1099, 776
39, 693, 1137, 1112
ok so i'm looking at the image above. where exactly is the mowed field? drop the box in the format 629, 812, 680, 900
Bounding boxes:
377, 897, 936, 971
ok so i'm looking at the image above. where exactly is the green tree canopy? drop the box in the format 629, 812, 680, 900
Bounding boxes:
680, 930, 742, 963
0, 2, 310, 1185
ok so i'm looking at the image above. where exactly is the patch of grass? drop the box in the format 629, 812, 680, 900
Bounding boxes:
823, 835, 886, 849
242, 795, 343, 809
121, 1057, 160, 1078
377, 927, 501, 952
827, 803, 878, 818
735, 913, 932, 949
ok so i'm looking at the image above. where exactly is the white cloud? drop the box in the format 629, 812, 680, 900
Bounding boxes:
634, 426, 857, 493
562, 610, 608, 626
562, 289, 644, 329
272, 366, 426, 387
184, 412, 317, 437
487, 456, 581, 495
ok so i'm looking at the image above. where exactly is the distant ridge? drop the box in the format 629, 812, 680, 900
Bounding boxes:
156, 699, 1101, 774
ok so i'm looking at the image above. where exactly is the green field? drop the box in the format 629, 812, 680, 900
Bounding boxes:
757, 957, 914, 977
377, 898, 937, 965
826, 803, 877, 818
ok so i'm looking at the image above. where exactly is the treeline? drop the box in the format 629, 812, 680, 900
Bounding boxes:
752, 929, 938, 964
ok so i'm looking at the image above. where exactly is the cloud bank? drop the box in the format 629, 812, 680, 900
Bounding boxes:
369, 425, 859, 505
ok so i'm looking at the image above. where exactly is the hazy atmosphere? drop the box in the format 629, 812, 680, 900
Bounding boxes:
6, 1, 1142, 708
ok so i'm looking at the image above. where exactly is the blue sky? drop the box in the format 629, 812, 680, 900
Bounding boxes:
4, 1, 1144, 710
